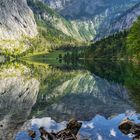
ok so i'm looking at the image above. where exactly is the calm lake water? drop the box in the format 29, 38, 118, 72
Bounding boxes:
0, 54, 140, 140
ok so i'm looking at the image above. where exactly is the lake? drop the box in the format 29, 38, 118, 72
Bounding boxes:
0, 53, 140, 140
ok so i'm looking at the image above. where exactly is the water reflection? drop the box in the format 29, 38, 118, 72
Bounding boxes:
16, 113, 140, 140
43, 59, 140, 110
31, 72, 132, 121
0, 59, 139, 140
0, 62, 39, 139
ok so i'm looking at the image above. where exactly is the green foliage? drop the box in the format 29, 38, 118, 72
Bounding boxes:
127, 17, 140, 59
0, 0, 79, 57
21, 59, 140, 115
87, 17, 140, 61
87, 31, 128, 59
0, 38, 30, 57
19, 0, 79, 56
20, 60, 81, 117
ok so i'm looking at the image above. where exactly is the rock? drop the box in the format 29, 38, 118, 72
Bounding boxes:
0, 0, 38, 53
38, 119, 82, 140
28, 130, 36, 138
0, 0, 37, 41
119, 119, 140, 140
55, 119, 82, 139
96, 2, 140, 40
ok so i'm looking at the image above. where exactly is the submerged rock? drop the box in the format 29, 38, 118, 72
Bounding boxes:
54, 119, 82, 140
16, 119, 82, 140
119, 119, 140, 140
16, 114, 140, 140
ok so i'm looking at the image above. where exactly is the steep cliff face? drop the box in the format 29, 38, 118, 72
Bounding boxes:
42, 0, 74, 11
99, 2, 140, 39
43, 0, 135, 15
0, 0, 37, 40
46, 0, 138, 19
0, 0, 38, 54
27, 0, 84, 41
44, 0, 140, 41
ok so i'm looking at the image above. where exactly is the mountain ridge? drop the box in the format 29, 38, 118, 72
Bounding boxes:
95, 2, 140, 41
44, 0, 140, 41
1, 0, 140, 55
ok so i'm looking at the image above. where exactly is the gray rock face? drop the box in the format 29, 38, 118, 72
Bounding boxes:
28, 0, 85, 41
0, 0, 140, 43
44, 0, 139, 19
0, 0, 37, 41
94, 2, 140, 40
43, 0, 74, 11
43, 0, 140, 40
0, 75, 39, 139
100, 2, 140, 39
66, 0, 139, 20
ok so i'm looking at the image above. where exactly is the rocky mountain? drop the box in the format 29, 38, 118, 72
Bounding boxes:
0, 0, 37, 53
96, 2, 140, 40
1, 0, 140, 54
27, 0, 84, 41
44, 0, 138, 19
42, 0, 140, 41
0, 0, 37, 40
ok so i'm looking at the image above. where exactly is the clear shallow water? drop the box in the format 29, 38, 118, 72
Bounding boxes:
0, 58, 140, 140
16, 113, 140, 140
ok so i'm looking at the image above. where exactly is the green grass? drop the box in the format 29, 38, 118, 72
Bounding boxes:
25, 50, 64, 59
21, 50, 67, 66
45, 50, 65, 59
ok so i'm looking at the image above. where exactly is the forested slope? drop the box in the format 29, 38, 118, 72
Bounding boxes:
87, 17, 140, 61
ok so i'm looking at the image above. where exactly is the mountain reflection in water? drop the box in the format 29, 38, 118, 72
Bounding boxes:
34, 73, 132, 121
0, 59, 139, 140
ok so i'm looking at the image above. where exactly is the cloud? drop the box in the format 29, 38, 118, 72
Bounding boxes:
110, 129, 116, 137
97, 133, 103, 140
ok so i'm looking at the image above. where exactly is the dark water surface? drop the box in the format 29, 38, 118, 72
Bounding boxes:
0, 56, 140, 140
